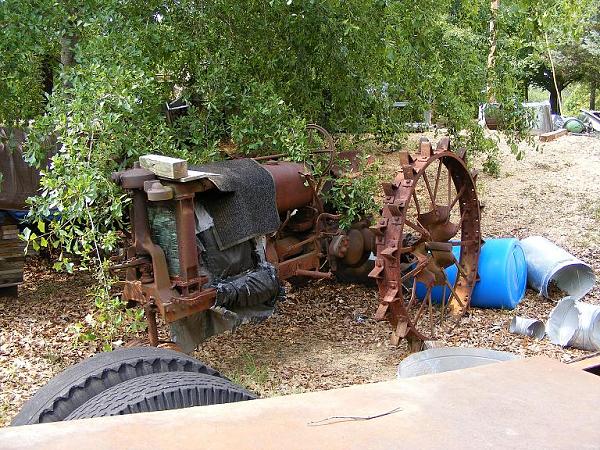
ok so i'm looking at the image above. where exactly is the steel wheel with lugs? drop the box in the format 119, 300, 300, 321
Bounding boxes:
369, 137, 481, 350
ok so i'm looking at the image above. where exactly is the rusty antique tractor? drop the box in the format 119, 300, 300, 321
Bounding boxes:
112, 127, 480, 352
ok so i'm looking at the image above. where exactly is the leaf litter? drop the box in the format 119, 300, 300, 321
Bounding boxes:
1, 133, 599, 426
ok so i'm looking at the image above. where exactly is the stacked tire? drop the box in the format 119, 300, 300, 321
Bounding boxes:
11, 347, 256, 426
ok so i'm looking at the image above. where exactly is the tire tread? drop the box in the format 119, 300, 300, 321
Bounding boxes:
66, 372, 255, 420
11, 347, 221, 425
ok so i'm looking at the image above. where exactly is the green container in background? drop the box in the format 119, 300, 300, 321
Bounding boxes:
565, 118, 585, 133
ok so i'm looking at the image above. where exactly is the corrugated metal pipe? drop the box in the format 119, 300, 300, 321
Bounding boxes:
547, 297, 600, 351
521, 236, 595, 300
509, 317, 545, 339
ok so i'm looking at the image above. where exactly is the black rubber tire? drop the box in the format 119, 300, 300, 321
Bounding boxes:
66, 372, 256, 420
11, 347, 222, 426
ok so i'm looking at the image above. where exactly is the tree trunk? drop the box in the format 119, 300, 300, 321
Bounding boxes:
591, 81, 597, 111
60, 29, 78, 89
41, 57, 54, 100
544, 32, 562, 114
549, 89, 561, 115
549, 85, 564, 114
486, 0, 499, 103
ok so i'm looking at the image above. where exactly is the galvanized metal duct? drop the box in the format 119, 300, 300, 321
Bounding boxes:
509, 316, 545, 339
521, 236, 595, 300
547, 297, 600, 351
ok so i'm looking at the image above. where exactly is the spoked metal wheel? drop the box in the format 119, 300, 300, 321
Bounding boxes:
369, 137, 481, 350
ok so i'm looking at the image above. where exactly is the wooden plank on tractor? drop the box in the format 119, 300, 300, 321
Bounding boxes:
139, 154, 188, 179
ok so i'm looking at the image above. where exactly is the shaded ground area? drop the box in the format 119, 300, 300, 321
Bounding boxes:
1, 133, 599, 425
0, 264, 97, 426
195, 133, 600, 396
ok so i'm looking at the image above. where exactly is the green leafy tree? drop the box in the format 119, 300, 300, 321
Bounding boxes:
509, 0, 599, 113
555, 8, 600, 109
3, 1, 587, 347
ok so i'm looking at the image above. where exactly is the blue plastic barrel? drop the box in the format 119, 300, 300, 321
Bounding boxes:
6, 210, 29, 222
416, 238, 527, 309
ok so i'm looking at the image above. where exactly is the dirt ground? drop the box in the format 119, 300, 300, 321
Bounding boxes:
1, 132, 599, 426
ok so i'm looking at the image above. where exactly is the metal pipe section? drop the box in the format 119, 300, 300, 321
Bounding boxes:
547, 296, 600, 350
509, 316, 545, 339
262, 162, 314, 213
145, 305, 159, 347
295, 269, 333, 279
547, 297, 579, 346
174, 194, 200, 284
570, 302, 600, 351
521, 236, 595, 300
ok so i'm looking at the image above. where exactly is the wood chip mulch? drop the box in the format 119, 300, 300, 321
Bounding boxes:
1, 134, 599, 427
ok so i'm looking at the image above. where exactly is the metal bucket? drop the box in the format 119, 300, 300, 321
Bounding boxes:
546, 297, 579, 346
397, 347, 520, 378
509, 316, 545, 339
521, 236, 595, 300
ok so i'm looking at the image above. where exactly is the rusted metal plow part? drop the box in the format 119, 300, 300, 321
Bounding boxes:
112, 127, 479, 351
112, 165, 217, 337
369, 137, 481, 349
111, 125, 377, 348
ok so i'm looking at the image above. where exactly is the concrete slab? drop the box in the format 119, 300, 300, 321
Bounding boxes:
2, 356, 599, 449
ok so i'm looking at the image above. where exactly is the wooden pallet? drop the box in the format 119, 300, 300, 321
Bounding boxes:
0, 223, 25, 293
0, 224, 18, 240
